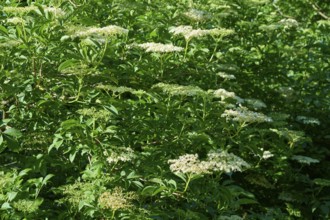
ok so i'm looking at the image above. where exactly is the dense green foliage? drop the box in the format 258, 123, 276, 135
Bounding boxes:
0, 0, 329, 219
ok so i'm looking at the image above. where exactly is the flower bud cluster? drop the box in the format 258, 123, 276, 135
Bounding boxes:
98, 187, 137, 211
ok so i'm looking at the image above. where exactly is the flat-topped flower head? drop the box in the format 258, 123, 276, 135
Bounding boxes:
221, 106, 273, 123
213, 88, 236, 100
169, 26, 234, 41
98, 187, 137, 211
292, 155, 319, 165
206, 149, 250, 173
3, 6, 65, 17
105, 147, 136, 164
70, 25, 128, 38
168, 154, 211, 175
136, 42, 184, 53
217, 72, 236, 80
152, 83, 207, 96
183, 9, 211, 22
3, 6, 38, 14
6, 17, 26, 25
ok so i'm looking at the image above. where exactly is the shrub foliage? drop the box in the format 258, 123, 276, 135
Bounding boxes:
0, 0, 329, 219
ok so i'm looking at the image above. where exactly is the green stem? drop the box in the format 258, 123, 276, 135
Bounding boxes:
209, 43, 218, 62
183, 174, 191, 193
184, 40, 190, 60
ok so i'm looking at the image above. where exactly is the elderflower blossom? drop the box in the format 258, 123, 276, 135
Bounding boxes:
213, 88, 236, 100
152, 83, 207, 96
262, 150, 274, 159
43, 7, 65, 17
168, 150, 250, 175
292, 155, 319, 165
168, 154, 211, 174
3, 6, 65, 16
217, 72, 236, 80
0, 40, 22, 48
279, 18, 299, 28
206, 150, 250, 173
3, 6, 37, 14
105, 147, 136, 164
70, 25, 128, 38
296, 116, 320, 125
183, 9, 211, 22
6, 17, 25, 25
98, 187, 136, 211
221, 106, 273, 123
169, 26, 234, 41
136, 42, 184, 53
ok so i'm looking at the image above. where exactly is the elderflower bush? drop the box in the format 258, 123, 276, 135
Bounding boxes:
0, 0, 329, 219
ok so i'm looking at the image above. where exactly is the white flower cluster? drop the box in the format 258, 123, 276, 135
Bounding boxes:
213, 88, 236, 100
152, 83, 206, 96
221, 106, 273, 123
279, 18, 299, 28
136, 42, 184, 53
168, 154, 211, 175
3, 6, 65, 17
292, 155, 319, 165
70, 25, 128, 38
183, 9, 211, 22
0, 40, 22, 48
6, 17, 25, 25
168, 150, 250, 175
3, 6, 38, 14
217, 72, 236, 80
262, 150, 274, 159
296, 116, 320, 125
105, 147, 136, 164
43, 7, 65, 17
206, 150, 251, 173
169, 26, 234, 41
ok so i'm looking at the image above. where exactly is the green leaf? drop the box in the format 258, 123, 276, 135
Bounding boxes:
58, 59, 80, 72
174, 172, 187, 183
3, 128, 22, 138
61, 119, 84, 131
141, 186, 158, 196
150, 178, 165, 186
69, 151, 77, 163
7, 192, 18, 201
0, 25, 8, 35
1, 202, 11, 210
314, 178, 330, 187
237, 198, 259, 205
